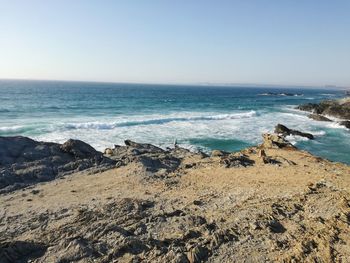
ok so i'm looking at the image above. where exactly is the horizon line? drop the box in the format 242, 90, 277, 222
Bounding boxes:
0, 77, 349, 90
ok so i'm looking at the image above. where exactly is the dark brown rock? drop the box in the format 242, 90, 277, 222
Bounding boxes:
60, 139, 100, 159
308, 114, 332, 122
339, 120, 350, 129
274, 124, 314, 140
297, 98, 350, 119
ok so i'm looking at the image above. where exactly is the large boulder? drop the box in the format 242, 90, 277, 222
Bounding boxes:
0, 136, 115, 193
274, 124, 314, 140
60, 139, 100, 159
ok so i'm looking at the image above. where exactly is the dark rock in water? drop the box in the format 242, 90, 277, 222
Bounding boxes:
299, 99, 350, 129
296, 103, 324, 114
274, 124, 314, 140
0, 136, 115, 193
297, 98, 350, 119
274, 124, 290, 136
339, 121, 350, 129
323, 106, 350, 120
308, 114, 332, 122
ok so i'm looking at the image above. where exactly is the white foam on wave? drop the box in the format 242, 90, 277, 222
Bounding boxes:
65, 122, 115, 130
63, 111, 257, 130
31, 109, 329, 151
312, 130, 326, 136
326, 122, 348, 129
286, 135, 309, 145
0, 125, 24, 132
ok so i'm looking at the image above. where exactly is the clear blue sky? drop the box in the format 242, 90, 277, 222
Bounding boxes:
1, 0, 350, 86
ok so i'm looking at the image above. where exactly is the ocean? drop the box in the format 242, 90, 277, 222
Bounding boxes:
0, 80, 349, 164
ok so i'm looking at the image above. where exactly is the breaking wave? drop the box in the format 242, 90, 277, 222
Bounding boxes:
64, 111, 257, 130
0, 125, 25, 133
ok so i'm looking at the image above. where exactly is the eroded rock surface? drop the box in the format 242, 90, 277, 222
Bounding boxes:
1, 134, 350, 262
308, 114, 332, 122
297, 98, 350, 119
297, 97, 350, 128
260, 133, 296, 149
105, 140, 210, 176
1, 163, 349, 262
0, 136, 115, 193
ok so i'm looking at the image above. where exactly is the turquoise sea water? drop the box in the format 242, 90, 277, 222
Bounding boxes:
0, 80, 349, 164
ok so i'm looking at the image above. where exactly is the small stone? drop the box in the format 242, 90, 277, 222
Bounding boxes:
104, 148, 113, 155
31, 189, 40, 195
211, 150, 227, 157
193, 200, 203, 206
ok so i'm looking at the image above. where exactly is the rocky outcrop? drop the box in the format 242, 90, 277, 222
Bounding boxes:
340, 121, 350, 129
0, 136, 115, 193
0, 134, 280, 193
260, 133, 296, 149
1, 133, 350, 262
274, 124, 314, 140
297, 98, 350, 128
105, 140, 209, 176
106, 140, 257, 172
307, 114, 332, 122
